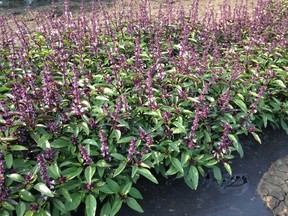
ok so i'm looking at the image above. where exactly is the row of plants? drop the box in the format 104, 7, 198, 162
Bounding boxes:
0, 0, 287, 215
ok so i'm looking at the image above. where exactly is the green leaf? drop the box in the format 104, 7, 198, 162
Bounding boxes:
126, 197, 144, 213
233, 99, 247, 112
129, 187, 143, 199
228, 134, 244, 158
85, 194, 97, 216
96, 96, 109, 101
82, 139, 98, 146
188, 166, 199, 190
262, 115, 268, 128
4, 154, 13, 169
61, 188, 72, 203
170, 157, 184, 174
111, 153, 126, 161
106, 178, 120, 193
117, 120, 131, 129
172, 122, 186, 134
137, 168, 158, 184
79, 122, 90, 135
2, 201, 15, 210
273, 79, 286, 88
10, 145, 28, 151
165, 165, 178, 176
51, 138, 70, 148
52, 199, 67, 214
16, 201, 26, 216
113, 161, 127, 177
7, 173, 24, 182
99, 184, 115, 194
205, 160, 218, 167
110, 196, 122, 216
100, 202, 111, 216
115, 129, 121, 142
20, 189, 35, 202
24, 211, 34, 216
34, 183, 54, 197
131, 166, 138, 178
85, 166, 96, 184
213, 166, 222, 184
224, 162, 232, 176
66, 193, 84, 211
48, 163, 61, 179
37, 133, 51, 148
62, 167, 83, 180
117, 136, 136, 144
121, 182, 132, 195
251, 132, 262, 144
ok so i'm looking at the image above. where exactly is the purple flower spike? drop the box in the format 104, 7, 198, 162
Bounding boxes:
127, 138, 137, 161
37, 154, 52, 189
141, 136, 153, 156
99, 130, 111, 161
0, 152, 8, 203
79, 146, 92, 165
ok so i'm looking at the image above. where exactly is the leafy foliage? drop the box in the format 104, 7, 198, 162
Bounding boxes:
0, 0, 287, 215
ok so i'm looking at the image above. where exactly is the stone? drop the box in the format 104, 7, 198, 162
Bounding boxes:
257, 155, 288, 216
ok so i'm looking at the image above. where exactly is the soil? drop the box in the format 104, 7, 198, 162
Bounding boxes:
257, 156, 288, 216
0, 0, 265, 27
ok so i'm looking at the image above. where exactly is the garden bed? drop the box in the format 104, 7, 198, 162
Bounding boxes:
0, 0, 287, 215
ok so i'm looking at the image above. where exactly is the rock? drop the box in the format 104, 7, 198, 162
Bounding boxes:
257, 155, 288, 216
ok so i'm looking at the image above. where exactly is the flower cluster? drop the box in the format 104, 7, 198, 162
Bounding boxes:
79, 146, 92, 165
0, 151, 8, 204
99, 130, 111, 161
37, 154, 52, 189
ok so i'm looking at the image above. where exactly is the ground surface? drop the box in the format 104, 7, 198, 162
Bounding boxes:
257, 156, 288, 216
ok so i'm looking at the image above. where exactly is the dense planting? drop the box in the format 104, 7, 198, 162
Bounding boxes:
0, 0, 287, 215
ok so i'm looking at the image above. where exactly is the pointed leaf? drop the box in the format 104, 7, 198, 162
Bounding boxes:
34, 183, 54, 197
115, 129, 121, 142
48, 163, 61, 179
106, 178, 120, 193
251, 132, 262, 144
61, 188, 72, 203
51, 138, 70, 148
170, 157, 184, 174
188, 166, 199, 189
85, 166, 96, 184
4, 154, 13, 169
228, 134, 244, 158
52, 199, 67, 214
137, 168, 158, 184
85, 194, 97, 216
20, 189, 35, 202
233, 99, 247, 112
7, 173, 24, 183
100, 202, 111, 216
113, 161, 127, 177
129, 187, 143, 199
224, 162, 232, 176
126, 197, 144, 213
110, 196, 122, 216
16, 201, 26, 216
212, 166, 222, 184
